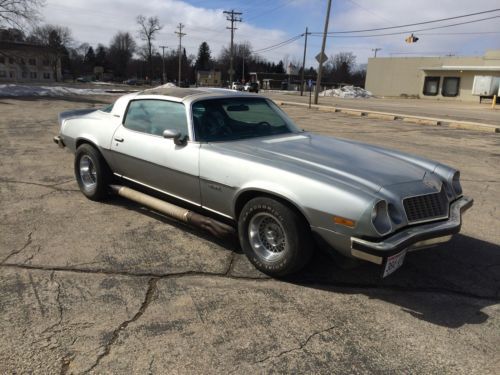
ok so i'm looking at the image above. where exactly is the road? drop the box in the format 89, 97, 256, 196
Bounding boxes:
265, 91, 500, 125
0, 96, 499, 374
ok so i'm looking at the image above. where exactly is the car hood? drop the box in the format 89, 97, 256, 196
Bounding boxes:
210, 133, 435, 193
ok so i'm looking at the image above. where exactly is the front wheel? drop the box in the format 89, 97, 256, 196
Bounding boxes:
238, 197, 314, 277
74, 144, 112, 201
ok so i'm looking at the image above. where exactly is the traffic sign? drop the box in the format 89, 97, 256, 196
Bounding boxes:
307, 79, 313, 88
315, 52, 328, 64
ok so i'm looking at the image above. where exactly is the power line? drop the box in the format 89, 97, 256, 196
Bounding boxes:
314, 8, 500, 34
245, 0, 298, 22
251, 34, 303, 54
309, 15, 500, 38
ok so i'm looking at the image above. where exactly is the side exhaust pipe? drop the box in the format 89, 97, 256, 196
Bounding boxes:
110, 185, 235, 238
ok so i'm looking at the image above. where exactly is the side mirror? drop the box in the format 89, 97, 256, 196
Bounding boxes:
163, 129, 186, 145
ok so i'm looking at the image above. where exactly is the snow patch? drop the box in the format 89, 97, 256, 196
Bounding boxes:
0, 84, 123, 97
320, 85, 372, 98
156, 82, 177, 88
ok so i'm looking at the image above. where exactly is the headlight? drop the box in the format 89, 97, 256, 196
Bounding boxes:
371, 200, 392, 235
452, 171, 462, 196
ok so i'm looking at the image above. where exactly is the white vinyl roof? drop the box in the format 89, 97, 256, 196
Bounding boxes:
420, 65, 500, 71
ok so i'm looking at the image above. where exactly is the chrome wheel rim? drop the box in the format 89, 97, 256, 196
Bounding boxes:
79, 155, 97, 189
248, 213, 287, 261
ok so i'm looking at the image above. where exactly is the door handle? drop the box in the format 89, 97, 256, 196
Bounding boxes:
114, 137, 124, 142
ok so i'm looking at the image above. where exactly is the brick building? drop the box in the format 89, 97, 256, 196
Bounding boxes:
0, 41, 62, 82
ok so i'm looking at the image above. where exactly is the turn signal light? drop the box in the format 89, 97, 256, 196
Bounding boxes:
333, 216, 356, 228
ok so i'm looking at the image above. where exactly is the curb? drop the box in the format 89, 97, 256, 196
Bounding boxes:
275, 100, 499, 133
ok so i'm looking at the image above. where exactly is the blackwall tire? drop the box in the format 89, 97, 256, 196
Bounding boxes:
74, 144, 111, 201
238, 197, 313, 277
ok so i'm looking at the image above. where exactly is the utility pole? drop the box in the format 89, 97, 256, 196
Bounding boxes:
372, 48, 381, 58
223, 9, 242, 86
242, 55, 245, 82
300, 27, 310, 96
160, 45, 167, 84
175, 23, 186, 85
314, 0, 332, 104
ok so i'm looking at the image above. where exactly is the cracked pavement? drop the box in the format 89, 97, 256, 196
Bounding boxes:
0, 96, 499, 374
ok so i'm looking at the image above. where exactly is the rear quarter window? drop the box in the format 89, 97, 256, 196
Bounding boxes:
123, 99, 188, 137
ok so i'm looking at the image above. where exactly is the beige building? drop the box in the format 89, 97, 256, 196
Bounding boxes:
0, 41, 62, 82
196, 70, 222, 87
365, 50, 500, 102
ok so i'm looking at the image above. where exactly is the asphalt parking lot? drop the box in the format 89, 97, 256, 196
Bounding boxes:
1, 95, 499, 374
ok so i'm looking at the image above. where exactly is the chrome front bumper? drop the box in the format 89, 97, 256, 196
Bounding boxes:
350, 196, 473, 265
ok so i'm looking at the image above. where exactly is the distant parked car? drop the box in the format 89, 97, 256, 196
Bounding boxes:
244, 82, 259, 93
231, 82, 244, 90
76, 77, 92, 83
123, 79, 137, 85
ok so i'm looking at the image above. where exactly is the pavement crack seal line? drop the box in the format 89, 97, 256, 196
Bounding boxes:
1, 263, 498, 302
1, 231, 34, 264
0, 179, 78, 195
228, 324, 338, 373
224, 251, 236, 276
84, 277, 159, 373
255, 324, 337, 365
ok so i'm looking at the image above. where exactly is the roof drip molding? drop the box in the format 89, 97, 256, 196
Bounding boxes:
420, 66, 500, 72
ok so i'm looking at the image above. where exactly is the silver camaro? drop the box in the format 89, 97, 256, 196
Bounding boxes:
54, 87, 473, 277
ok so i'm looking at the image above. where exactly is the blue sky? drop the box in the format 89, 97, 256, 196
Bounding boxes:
42, 0, 500, 68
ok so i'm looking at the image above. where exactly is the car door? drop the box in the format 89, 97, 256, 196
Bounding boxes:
110, 99, 201, 206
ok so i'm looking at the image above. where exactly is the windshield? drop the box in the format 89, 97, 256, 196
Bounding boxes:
192, 97, 300, 142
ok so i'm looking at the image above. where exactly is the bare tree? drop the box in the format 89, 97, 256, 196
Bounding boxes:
27, 24, 72, 81
136, 15, 162, 82
109, 31, 136, 78
325, 52, 356, 84
0, 0, 45, 29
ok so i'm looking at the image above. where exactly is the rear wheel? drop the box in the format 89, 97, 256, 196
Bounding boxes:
74, 144, 111, 201
238, 197, 313, 277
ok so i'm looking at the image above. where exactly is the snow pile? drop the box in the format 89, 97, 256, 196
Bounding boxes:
0, 84, 121, 97
156, 82, 177, 88
320, 85, 372, 98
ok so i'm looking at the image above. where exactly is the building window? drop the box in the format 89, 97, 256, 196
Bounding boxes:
20, 58, 26, 65
28, 58, 36, 65
0, 71, 6, 78
423, 76, 440, 96
42, 59, 50, 66
9, 71, 15, 78
43, 72, 51, 79
442, 77, 460, 97
9, 58, 14, 64
0, 57, 5, 64
30, 72, 37, 79
22, 71, 27, 78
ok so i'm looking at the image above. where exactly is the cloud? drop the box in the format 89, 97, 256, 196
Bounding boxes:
42, 0, 293, 61
41, 0, 499, 66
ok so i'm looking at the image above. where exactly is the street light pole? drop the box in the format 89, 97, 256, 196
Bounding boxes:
372, 48, 381, 58
314, 0, 332, 105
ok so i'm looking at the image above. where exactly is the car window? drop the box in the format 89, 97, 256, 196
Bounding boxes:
124, 100, 188, 137
192, 98, 300, 142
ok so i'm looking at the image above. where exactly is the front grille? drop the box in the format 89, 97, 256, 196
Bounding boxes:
403, 189, 448, 223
